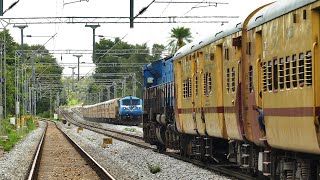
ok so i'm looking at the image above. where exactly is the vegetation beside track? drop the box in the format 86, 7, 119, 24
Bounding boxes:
0, 117, 37, 151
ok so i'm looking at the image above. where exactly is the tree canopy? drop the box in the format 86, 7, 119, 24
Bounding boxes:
168, 26, 193, 54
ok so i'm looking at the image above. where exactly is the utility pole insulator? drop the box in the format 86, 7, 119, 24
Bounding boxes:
130, 0, 134, 28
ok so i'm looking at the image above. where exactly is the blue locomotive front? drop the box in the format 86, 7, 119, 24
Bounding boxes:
118, 96, 143, 125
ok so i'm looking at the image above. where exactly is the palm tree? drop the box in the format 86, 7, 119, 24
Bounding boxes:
168, 26, 192, 54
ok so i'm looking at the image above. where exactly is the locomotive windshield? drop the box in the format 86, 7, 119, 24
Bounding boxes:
132, 99, 140, 105
122, 99, 140, 105
122, 99, 130, 105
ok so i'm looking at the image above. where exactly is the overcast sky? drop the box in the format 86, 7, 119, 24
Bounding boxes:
2, 0, 274, 75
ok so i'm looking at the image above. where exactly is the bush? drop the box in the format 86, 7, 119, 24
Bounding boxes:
0, 117, 37, 152
147, 162, 161, 174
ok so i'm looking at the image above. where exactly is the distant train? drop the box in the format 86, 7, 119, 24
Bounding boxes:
82, 96, 143, 125
143, 0, 320, 179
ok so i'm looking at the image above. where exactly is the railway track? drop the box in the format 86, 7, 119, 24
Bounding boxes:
62, 110, 256, 180
27, 120, 115, 180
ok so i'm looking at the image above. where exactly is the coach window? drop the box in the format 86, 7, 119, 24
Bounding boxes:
225, 48, 229, 60
208, 73, 212, 95
203, 73, 207, 95
195, 76, 198, 96
292, 54, 298, 87
249, 65, 253, 93
306, 51, 312, 86
285, 56, 291, 89
267, 61, 272, 91
273, 59, 278, 91
188, 77, 192, 97
227, 68, 230, 93
183, 80, 186, 99
263, 62, 267, 92
231, 67, 235, 92
279, 58, 284, 90
299, 53, 305, 87
247, 42, 251, 55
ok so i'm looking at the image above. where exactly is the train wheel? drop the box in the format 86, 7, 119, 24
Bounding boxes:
156, 143, 166, 152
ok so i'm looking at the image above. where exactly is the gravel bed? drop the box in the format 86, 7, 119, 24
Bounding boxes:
59, 122, 230, 180
0, 121, 46, 180
71, 110, 143, 137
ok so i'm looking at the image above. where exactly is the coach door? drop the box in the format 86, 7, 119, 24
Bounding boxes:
191, 52, 200, 135
223, 36, 243, 141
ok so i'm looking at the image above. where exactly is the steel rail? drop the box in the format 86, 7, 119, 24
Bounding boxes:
55, 121, 115, 180
26, 119, 115, 180
62, 110, 257, 180
26, 121, 48, 180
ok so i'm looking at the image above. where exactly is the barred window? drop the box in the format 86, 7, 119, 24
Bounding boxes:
208, 73, 212, 95
188, 77, 192, 97
273, 59, 278, 90
299, 53, 305, 86
267, 61, 272, 91
227, 68, 230, 93
183, 80, 186, 98
195, 76, 198, 96
263, 62, 267, 92
203, 73, 207, 95
279, 58, 284, 90
232, 67, 235, 92
225, 48, 229, 60
285, 56, 291, 89
249, 65, 253, 93
292, 54, 297, 87
305, 51, 312, 86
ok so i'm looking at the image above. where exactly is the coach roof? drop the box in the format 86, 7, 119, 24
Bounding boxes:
173, 20, 243, 60
248, 0, 316, 30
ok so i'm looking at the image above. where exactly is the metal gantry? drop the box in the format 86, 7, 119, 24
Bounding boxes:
0, 16, 238, 27
14, 46, 144, 118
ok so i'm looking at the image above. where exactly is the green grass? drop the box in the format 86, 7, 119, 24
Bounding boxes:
0, 117, 37, 152
146, 162, 161, 174
124, 127, 137, 132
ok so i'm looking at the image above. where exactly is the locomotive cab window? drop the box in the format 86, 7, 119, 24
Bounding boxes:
132, 99, 140, 105
122, 99, 130, 105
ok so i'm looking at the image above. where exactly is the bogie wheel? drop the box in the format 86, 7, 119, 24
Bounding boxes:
156, 143, 167, 152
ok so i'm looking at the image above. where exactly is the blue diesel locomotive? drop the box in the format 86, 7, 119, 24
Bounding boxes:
143, 56, 178, 150
82, 95, 143, 125
119, 96, 143, 125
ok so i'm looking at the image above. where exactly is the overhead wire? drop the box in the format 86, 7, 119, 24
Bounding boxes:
78, 0, 158, 82
78, 0, 225, 95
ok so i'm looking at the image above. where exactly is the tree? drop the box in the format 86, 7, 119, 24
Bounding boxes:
168, 26, 192, 54
151, 43, 165, 59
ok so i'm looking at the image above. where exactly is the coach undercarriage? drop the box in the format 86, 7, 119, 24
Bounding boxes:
143, 116, 320, 180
